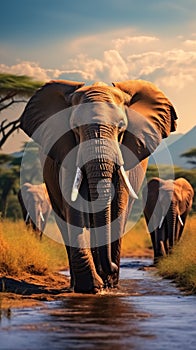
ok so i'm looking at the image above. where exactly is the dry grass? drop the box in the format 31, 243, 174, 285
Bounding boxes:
1, 216, 195, 294
0, 220, 68, 276
121, 217, 153, 258
0, 218, 152, 277
157, 215, 196, 294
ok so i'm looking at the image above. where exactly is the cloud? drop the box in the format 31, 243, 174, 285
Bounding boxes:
66, 55, 104, 80
1, 31, 196, 92
183, 39, 196, 46
103, 50, 129, 81
0, 61, 60, 81
113, 35, 159, 50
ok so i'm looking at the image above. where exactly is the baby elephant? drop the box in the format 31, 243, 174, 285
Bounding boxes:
142, 177, 194, 263
18, 182, 52, 239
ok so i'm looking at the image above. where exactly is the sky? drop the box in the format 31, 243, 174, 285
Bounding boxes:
0, 0, 196, 152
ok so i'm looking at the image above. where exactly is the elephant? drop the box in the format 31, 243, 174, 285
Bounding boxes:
18, 182, 52, 239
19, 78, 178, 293
142, 177, 194, 263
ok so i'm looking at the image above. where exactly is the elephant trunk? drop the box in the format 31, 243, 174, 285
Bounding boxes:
166, 201, 176, 251
85, 158, 118, 276
30, 201, 42, 235
77, 124, 121, 276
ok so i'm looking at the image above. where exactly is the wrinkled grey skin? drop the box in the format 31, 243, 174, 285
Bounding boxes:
142, 177, 194, 263
20, 79, 177, 293
18, 183, 52, 239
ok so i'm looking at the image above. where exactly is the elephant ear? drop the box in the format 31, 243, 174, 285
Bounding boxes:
20, 80, 85, 163
175, 178, 194, 212
113, 80, 178, 170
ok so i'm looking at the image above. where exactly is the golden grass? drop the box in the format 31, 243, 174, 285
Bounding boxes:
0, 218, 152, 277
157, 215, 196, 294
121, 217, 153, 258
0, 220, 68, 276
1, 216, 195, 294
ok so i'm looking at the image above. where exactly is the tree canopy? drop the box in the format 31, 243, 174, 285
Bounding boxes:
0, 73, 43, 148
180, 148, 196, 168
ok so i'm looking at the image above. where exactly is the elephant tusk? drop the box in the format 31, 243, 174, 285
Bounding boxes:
40, 211, 45, 222
119, 166, 138, 199
160, 241, 167, 256
159, 215, 165, 229
25, 212, 30, 223
178, 215, 184, 226
71, 167, 83, 202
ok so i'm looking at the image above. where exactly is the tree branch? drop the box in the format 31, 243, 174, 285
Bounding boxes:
0, 118, 21, 148
0, 92, 17, 103
0, 97, 27, 111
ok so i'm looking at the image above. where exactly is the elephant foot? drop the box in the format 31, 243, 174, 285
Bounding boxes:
103, 273, 119, 289
74, 272, 104, 294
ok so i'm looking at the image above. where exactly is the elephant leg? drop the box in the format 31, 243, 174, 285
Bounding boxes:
54, 214, 74, 289
151, 226, 167, 264
150, 231, 157, 263
67, 213, 104, 293
55, 218, 97, 293
89, 226, 106, 283
157, 225, 167, 257
70, 245, 103, 293
107, 167, 131, 286
110, 238, 122, 287
65, 245, 74, 289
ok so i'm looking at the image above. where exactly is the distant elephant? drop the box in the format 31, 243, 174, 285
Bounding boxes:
19, 79, 177, 293
142, 177, 194, 263
18, 182, 52, 239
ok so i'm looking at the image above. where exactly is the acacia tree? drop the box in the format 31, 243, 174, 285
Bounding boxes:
0, 73, 43, 148
0, 154, 20, 217
180, 148, 196, 168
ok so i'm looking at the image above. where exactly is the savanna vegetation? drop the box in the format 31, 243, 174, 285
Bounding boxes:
157, 215, 196, 294
0, 220, 68, 276
0, 73, 195, 295
0, 215, 195, 294
0, 219, 151, 277
0, 150, 195, 295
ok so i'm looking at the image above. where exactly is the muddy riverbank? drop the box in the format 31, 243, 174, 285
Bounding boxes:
0, 271, 71, 309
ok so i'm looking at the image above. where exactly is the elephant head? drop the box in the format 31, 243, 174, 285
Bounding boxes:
18, 182, 52, 239
20, 79, 177, 292
142, 177, 194, 263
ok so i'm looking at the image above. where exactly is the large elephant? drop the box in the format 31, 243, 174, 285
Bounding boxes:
18, 182, 52, 239
19, 79, 177, 293
142, 177, 194, 263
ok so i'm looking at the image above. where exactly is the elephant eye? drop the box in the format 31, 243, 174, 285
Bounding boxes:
118, 120, 126, 130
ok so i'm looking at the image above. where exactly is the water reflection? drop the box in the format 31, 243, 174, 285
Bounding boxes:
41, 295, 152, 350
0, 307, 12, 321
0, 259, 196, 350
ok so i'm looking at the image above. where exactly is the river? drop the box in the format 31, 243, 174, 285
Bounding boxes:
0, 258, 195, 350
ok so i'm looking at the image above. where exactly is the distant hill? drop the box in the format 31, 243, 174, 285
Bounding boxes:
149, 126, 196, 168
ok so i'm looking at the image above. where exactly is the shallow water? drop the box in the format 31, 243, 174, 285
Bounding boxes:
0, 259, 196, 350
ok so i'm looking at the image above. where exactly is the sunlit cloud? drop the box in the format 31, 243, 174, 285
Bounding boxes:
0, 61, 60, 81
1, 31, 196, 93
113, 35, 159, 50
103, 50, 129, 81
183, 39, 196, 46
67, 54, 104, 80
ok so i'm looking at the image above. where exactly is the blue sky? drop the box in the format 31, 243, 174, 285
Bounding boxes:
1, 1, 193, 41
0, 0, 196, 151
